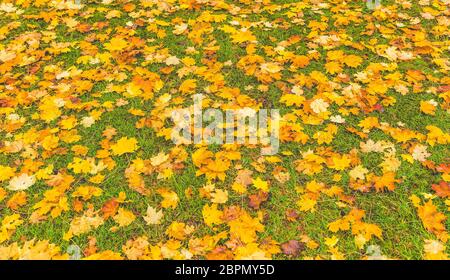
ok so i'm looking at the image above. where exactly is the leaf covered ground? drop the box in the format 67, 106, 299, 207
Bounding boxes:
0, 0, 449, 260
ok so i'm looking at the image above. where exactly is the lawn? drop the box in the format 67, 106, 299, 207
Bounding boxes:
0, 0, 449, 260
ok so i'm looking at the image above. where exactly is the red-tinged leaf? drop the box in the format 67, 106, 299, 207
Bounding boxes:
432, 181, 450, 198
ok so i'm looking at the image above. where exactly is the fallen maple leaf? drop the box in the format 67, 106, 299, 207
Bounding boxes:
248, 191, 269, 209
111, 137, 139, 156
143, 206, 163, 225
281, 240, 304, 257
432, 182, 450, 198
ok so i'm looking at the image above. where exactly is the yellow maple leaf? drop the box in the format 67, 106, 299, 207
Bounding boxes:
113, 208, 136, 227
325, 61, 342, 74
297, 195, 317, 212
280, 94, 305, 107
41, 135, 59, 151
420, 100, 436, 115
179, 79, 197, 94
415, 199, 448, 242
329, 154, 351, 171
373, 172, 399, 192
349, 165, 369, 180
111, 137, 139, 155
211, 189, 228, 204
343, 55, 363, 67
252, 177, 269, 192
72, 186, 103, 201
0, 165, 15, 182
358, 117, 379, 131
68, 158, 91, 174
232, 182, 247, 194
157, 188, 179, 209
202, 204, 223, 227
150, 152, 169, 167
104, 37, 128, 52
231, 29, 256, 43
143, 206, 163, 225
0, 214, 23, 243
325, 235, 339, 247
228, 210, 264, 244
6, 191, 27, 210
165, 221, 194, 240
63, 210, 104, 241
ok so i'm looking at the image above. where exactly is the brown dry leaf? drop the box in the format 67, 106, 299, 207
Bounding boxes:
248, 191, 269, 210
281, 240, 304, 257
